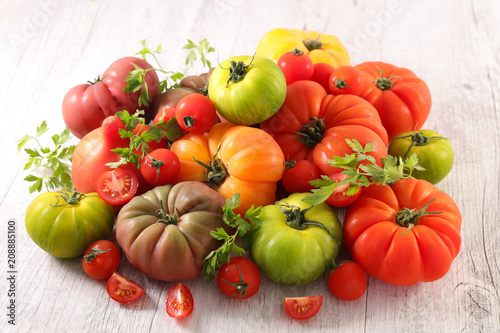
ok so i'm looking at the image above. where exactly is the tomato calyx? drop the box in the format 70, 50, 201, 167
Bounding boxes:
192, 147, 228, 187
51, 190, 86, 207
224, 56, 255, 87
145, 153, 166, 182
396, 198, 444, 234
156, 200, 178, 225
295, 117, 326, 147
83, 247, 111, 263
221, 264, 250, 298
277, 202, 340, 244
304, 38, 323, 51
374, 66, 400, 90
87, 74, 103, 85
334, 78, 352, 90
392, 131, 447, 159
291, 48, 304, 56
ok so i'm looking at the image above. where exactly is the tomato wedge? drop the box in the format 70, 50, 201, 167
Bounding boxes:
95, 167, 139, 205
106, 273, 145, 304
166, 283, 194, 318
284, 296, 323, 320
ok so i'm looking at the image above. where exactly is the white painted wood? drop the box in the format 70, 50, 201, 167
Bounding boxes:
1, 0, 499, 332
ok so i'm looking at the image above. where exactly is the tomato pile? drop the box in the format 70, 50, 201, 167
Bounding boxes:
20, 27, 461, 320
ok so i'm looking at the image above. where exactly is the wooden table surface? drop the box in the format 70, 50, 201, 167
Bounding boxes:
1, 0, 499, 332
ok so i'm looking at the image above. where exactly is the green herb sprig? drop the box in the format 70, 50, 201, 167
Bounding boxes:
17, 121, 75, 193
125, 39, 216, 107
202, 193, 262, 283
302, 138, 425, 206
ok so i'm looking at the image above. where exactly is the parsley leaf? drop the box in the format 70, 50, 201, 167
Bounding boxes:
202, 193, 262, 283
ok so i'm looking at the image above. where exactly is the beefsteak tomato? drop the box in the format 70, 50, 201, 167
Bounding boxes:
343, 178, 462, 286
260, 80, 388, 176
255, 28, 350, 67
208, 55, 286, 125
25, 191, 115, 258
355, 61, 432, 139
250, 192, 342, 286
170, 122, 285, 214
115, 181, 231, 282
62, 56, 159, 139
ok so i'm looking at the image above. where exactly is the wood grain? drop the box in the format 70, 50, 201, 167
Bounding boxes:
1, 0, 499, 332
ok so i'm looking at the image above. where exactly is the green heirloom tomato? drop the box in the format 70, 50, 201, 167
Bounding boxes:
25, 191, 115, 258
388, 129, 454, 184
115, 181, 231, 282
208, 55, 286, 125
250, 193, 342, 286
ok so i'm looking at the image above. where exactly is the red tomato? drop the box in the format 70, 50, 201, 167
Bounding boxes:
101, 115, 129, 148
355, 61, 432, 138
343, 178, 462, 286
140, 148, 180, 186
328, 261, 367, 301
328, 65, 366, 96
175, 94, 217, 134
82, 240, 121, 280
216, 257, 261, 299
310, 62, 335, 91
324, 173, 362, 207
277, 48, 314, 85
154, 107, 177, 125
281, 160, 319, 193
284, 296, 323, 320
62, 57, 159, 139
166, 283, 194, 318
106, 272, 145, 304
95, 166, 139, 206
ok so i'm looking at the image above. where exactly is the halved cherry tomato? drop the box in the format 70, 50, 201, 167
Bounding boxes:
106, 272, 145, 304
82, 240, 121, 280
324, 173, 362, 207
95, 166, 139, 205
166, 283, 194, 318
281, 159, 319, 194
284, 295, 323, 320
217, 256, 261, 299
328, 261, 367, 301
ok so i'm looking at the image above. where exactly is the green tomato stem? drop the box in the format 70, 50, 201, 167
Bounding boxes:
396, 199, 444, 236
295, 117, 326, 147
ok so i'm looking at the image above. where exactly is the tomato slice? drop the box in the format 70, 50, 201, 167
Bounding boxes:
166, 283, 194, 318
106, 272, 145, 304
284, 295, 323, 320
95, 166, 139, 205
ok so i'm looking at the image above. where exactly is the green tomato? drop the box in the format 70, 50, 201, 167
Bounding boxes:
25, 191, 115, 258
250, 193, 342, 286
208, 55, 286, 125
388, 129, 454, 184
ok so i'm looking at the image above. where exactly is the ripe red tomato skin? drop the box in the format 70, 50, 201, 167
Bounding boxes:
139, 148, 181, 186
284, 295, 323, 320
166, 283, 194, 318
324, 173, 362, 207
281, 160, 320, 194
277, 51, 314, 85
175, 94, 217, 134
95, 166, 139, 206
101, 116, 129, 148
106, 272, 145, 304
328, 261, 367, 301
328, 66, 366, 96
82, 240, 121, 280
310, 62, 335, 91
216, 257, 261, 299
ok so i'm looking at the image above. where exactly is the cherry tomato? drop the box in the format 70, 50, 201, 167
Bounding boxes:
106, 272, 145, 304
101, 115, 129, 148
82, 240, 121, 280
217, 256, 261, 299
139, 148, 180, 186
310, 62, 335, 91
95, 166, 139, 206
328, 65, 366, 96
284, 295, 323, 320
175, 94, 217, 134
324, 173, 362, 207
166, 283, 194, 318
281, 160, 320, 193
153, 107, 186, 140
277, 48, 314, 85
328, 261, 367, 301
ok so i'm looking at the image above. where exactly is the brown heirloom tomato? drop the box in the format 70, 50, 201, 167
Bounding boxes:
115, 181, 231, 282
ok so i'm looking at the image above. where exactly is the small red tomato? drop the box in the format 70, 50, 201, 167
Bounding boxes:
95, 166, 139, 206
310, 62, 335, 91
324, 173, 362, 207
101, 115, 129, 148
328, 65, 366, 96
217, 257, 261, 299
281, 160, 320, 193
106, 273, 145, 304
176, 94, 217, 134
139, 148, 180, 186
328, 261, 367, 301
284, 295, 323, 320
277, 48, 314, 85
82, 240, 121, 280
166, 283, 194, 318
